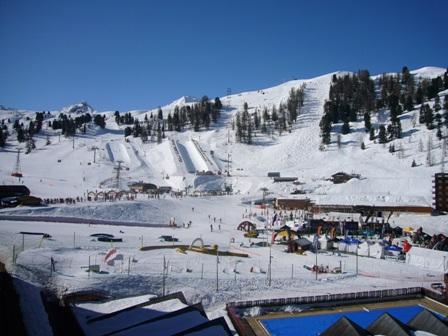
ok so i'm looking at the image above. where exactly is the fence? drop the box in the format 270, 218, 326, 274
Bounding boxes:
0, 215, 168, 228
226, 287, 423, 308
226, 287, 429, 336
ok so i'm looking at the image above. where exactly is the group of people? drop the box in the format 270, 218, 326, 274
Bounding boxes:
208, 214, 222, 232
43, 197, 81, 205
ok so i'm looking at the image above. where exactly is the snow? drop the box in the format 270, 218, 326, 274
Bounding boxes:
1, 66, 448, 335
410, 66, 446, 79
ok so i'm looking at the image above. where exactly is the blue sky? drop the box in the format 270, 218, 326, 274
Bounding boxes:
0, 0, 447, 111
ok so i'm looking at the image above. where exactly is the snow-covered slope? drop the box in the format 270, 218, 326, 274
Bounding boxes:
0, 67, 446, 206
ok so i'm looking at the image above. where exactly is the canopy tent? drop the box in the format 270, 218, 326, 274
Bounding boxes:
287, 238, 312, 253
406, 246, 448, 272
237, 221, 256, 232
384, 245, 402, 257
319, 235, 329, 250
338, 237, 361, 253
272, 229, 298, 243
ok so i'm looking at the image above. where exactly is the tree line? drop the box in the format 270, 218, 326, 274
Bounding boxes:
118, 96, 223, 143
320, 67, 448, 146
234, 85, 306, 144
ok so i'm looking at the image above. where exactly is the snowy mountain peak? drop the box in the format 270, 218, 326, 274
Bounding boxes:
410, 66, 446, 78
61, 101, 95, 115
170, 96, 198, 106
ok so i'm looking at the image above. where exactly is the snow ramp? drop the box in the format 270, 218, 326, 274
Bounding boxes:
105, 142, 131, 164
176, 140, 209, 173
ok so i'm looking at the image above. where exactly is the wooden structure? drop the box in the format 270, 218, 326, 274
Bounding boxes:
331, 172, 360, 184
312, 204, 432, 217
273, 177, 297, 183
275, 198, 312, 210
237, 221, 256, 232
433, 173, 448, 212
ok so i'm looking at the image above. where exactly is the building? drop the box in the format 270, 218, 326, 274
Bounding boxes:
128, 182, 157, 193
273, 176, 298, 183
0, 185, 30, 199
267, 172, 280, 178
331, 172, 361, 184
72, 292, 232, 336
433, 173, 448, 211
227, 288, 448, 336
275, 198, 312, 210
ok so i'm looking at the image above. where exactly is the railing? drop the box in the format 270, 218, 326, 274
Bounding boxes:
226, 287, 423, 308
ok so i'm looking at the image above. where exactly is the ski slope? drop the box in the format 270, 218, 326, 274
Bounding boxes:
1, 66, 448, 335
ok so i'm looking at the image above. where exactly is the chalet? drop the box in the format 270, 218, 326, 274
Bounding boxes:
196, 170, 214, 176
128, 182, 157, 193
331, 172, 361, 184
273, 177, 298, 183
275, 198, 312, 210
158, 186, 172, 194
309, 218, 359, 234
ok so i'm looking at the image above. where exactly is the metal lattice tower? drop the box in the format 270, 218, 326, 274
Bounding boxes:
11, 149, 22, 178
114, 160, 124, 189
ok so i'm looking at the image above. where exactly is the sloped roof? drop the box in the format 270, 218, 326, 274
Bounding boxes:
367, 313, 412, 336
320, 316, 371, 336
408, 309, 448, 336
171, 317, 233, 336
72, 292, 231, 336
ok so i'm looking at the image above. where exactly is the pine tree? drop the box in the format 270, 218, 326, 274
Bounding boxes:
124, 127, 132, 137
16, 125, 25, 142
94, 114, 106, 128
235, 113, 243, 143
378, 125, 387, 144
167, 113, 173, 132
0, 128, 6, 147
214, 97, 222, 110
247, 120, 253, 144
434, 96, 441, 112
140, 128, 148, 143
415, 85, 424, 105
271, 106, 278, 122
157, 124, 162, 143
363, 112, 371, 132
157, 107, 163, 120
404, 96, 414, 112
437, 126, 443, 140
341, 120, 350, 134
411, 159, 417, 167
254, 112, 260, 130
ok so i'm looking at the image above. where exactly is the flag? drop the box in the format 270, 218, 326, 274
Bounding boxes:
104, 248, 117, 263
